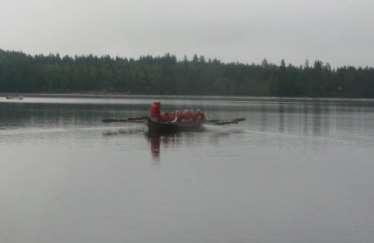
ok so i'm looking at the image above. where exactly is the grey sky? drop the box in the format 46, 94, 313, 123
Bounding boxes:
1, 0, 373, 66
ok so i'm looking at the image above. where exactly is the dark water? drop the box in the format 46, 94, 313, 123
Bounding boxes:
1, 96, 374, 243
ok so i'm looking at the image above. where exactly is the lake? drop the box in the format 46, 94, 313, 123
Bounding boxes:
1, 96, 374, 243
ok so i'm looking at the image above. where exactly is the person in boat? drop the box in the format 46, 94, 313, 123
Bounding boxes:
194, 110, 206, 122
161, 112, 171, 122
185, 110, 193, 122
149, 101, 175, 122
149, 101, 161, 122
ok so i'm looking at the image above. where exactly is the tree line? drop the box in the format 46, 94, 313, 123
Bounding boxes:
0, 49, 373, 97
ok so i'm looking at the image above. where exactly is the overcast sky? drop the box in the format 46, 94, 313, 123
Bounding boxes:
0, 0, 373, 66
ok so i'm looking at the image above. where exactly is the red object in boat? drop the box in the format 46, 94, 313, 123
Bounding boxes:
159, 111, 205, 123
149, 101, 161, 121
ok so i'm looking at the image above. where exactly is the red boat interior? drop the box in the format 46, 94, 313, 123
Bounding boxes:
149, 101, 206, 123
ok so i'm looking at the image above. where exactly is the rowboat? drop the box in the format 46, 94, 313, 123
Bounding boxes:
146, 101, 206, 134
102, 101, 245, 134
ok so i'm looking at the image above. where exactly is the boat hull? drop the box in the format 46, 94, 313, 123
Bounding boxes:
147, 118, 204, 134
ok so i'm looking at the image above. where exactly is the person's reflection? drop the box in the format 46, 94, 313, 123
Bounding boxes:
147, 132, 198, 162
149, 135, 161, 161
147, 132, 178, 161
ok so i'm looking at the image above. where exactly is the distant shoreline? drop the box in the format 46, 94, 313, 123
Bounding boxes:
1, 92, 374, 103
1, 50, 373, 99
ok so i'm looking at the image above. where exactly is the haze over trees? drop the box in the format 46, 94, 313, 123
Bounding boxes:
0, 49, 373, 97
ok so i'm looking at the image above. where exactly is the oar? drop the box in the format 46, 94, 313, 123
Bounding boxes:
102, 116, 147, 123
206, 118, 246, 125
103, 116, 246, 125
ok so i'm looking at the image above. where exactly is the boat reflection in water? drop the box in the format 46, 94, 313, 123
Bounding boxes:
102, 126, 197, 161
146, 132, 190, 161
145, 122, 184, 160
146, 126, 244, 162
103, 123, 244, 162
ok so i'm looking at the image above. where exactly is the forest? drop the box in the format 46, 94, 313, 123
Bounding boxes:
1, 49, 374, 97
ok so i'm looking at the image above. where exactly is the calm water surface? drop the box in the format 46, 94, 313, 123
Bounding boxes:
1, 96, 374, 243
